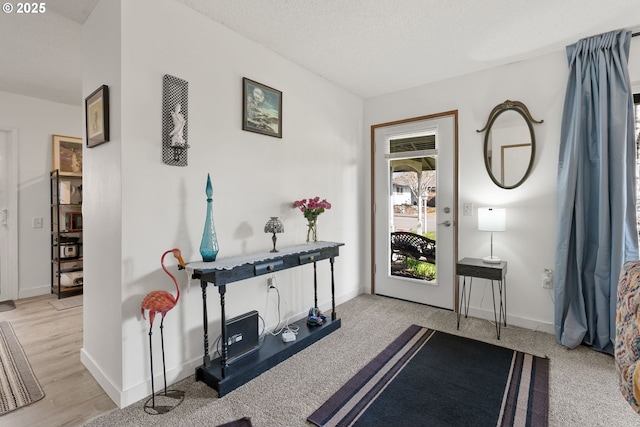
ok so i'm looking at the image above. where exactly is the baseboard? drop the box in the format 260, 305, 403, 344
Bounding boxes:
120, 359, 201, 408
464, 306, 554, 334
82, 291, 362, 408
19, 284, 50, 299
81, 346, 202, 408
80, 348, 121, 407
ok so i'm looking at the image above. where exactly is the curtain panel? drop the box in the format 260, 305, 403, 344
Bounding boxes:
554, 29, 638, 354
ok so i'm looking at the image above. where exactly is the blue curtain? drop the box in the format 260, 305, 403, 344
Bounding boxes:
554, 29, 638, 354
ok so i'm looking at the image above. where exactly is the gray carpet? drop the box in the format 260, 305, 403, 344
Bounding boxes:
82, 294, 640, 427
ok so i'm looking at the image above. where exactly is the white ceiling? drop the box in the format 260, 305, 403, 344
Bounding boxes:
1, 0, 639, 105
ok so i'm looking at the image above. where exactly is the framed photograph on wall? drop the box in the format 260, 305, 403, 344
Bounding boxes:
85, 84, 109, 147
242, 78, 282, 138
52, 134, 82, 176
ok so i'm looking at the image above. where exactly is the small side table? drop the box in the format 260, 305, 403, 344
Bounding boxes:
456, 257, 507, 339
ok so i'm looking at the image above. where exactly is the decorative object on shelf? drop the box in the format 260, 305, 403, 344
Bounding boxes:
52, 135, 82, 176
85, 85, 109, 148
242, 77, 282, 138
307, 307, 327, 326
292, 197, 332, 243
477, 100, 543, 189
478, 207, 506, 263
66, 212, 83, 231
199, 174, 219, 261
58, 180, 75, 204
74, 184, 83, 204
264, 217, 284, 252
162, 74, 189, 166
59, 180, 82, 204
60, 272, 83, 287
141, 248, 186, 415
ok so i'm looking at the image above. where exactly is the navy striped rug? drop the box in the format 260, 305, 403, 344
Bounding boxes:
308, 325, 549, 427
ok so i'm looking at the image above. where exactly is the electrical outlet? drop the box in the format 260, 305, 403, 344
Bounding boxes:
267, 277, 274, 289
463, 203, 473, 216
542, 268, 553, 289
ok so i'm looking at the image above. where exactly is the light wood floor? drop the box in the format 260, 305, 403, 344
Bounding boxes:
0, 294, 116, 427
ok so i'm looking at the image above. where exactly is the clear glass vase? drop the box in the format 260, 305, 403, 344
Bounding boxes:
200, 173, 219, 261
306, 217, 318, 243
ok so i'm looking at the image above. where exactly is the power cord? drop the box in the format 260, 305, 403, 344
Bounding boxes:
262, 275, 299, 337
209, 274, 302, 356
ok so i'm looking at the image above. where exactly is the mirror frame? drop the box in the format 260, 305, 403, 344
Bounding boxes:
477, 100, 543, 189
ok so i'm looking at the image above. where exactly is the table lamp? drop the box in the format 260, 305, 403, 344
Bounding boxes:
478, 207, 506, 264
264, 217, 284, 252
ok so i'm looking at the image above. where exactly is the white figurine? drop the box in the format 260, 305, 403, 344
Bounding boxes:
170, 103, 186, 147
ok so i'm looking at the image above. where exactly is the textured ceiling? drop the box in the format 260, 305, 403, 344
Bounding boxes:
1, 0, 638, 105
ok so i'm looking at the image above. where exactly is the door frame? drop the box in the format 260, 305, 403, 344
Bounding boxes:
0, 127, 19, 301
370, 110, 459, 306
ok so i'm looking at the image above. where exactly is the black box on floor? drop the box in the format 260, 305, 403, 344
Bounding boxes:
226, 310, 259, 363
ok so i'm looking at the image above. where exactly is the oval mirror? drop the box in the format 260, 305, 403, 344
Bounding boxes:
477, 100, 543, 189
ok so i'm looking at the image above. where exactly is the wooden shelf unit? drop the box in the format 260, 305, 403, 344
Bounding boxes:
50, 170, 83, 299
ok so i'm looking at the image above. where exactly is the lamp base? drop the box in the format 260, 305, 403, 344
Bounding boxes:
483, 255, 501, 264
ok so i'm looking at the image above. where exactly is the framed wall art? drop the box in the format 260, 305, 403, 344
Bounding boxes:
85, 84, 110, 148
242, 78, 282, 138
52, 134, 82, 176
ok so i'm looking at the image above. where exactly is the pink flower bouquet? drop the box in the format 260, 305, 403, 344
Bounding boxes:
292, 197, 331, 242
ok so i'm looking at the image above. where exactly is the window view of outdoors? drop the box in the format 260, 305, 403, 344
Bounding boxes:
389, 157, 437, 281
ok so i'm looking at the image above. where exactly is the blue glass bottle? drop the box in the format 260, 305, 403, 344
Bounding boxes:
199, 173, 219, 261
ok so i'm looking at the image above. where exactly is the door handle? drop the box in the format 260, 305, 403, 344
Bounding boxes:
438, 220, 451, 227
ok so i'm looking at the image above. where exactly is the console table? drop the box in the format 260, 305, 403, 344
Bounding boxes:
187, 241, 344, 396
456, 257, 507, 339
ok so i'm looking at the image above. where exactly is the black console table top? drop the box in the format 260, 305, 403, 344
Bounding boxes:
188, 241, 343, 286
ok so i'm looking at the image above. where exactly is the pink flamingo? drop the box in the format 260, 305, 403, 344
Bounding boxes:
141, 248, 186, 413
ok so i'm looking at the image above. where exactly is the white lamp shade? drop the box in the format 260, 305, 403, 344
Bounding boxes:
478, 207, 506, 232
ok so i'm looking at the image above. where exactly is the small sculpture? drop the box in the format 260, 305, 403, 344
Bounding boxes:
169, 103, 186, 147
140, 248, 186, 414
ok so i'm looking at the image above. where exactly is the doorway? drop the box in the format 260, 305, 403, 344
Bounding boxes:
0, 128, 18, 301
371, 111, 458, 309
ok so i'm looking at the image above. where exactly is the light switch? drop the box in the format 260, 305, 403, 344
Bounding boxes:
32, 217, 43, 228
463, 203, 473, 216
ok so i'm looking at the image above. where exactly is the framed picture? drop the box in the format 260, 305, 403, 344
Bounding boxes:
85, 85, 109, 148
242, 78, 282, 138
52, 135, 82, 176
67, 212, 83, 231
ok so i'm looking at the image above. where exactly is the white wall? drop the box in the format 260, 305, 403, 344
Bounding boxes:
0, 91, 81, 298
80, 0, 124, 404
364, 37, 640, 333
82, 0, 364, 407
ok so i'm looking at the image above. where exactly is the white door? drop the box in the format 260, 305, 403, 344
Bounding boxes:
0, 128, 18, 301
372, 112, 457, 310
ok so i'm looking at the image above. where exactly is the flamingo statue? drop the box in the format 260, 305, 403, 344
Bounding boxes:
141, 248, 186, 414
